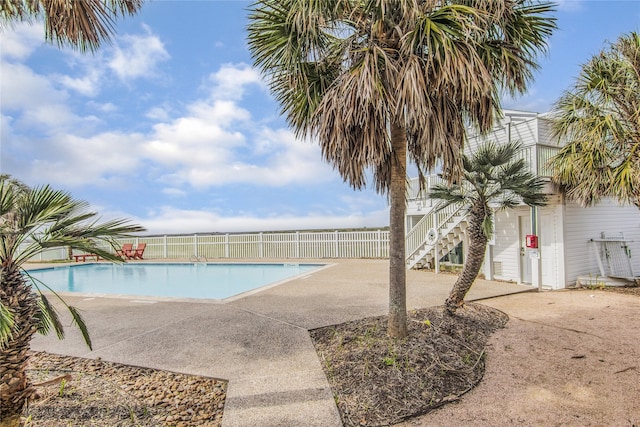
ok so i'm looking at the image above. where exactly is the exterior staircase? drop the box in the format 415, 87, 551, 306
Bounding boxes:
406, 202, 468, 269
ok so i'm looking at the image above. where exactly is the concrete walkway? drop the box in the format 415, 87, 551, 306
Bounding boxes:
29, 259, 534, 426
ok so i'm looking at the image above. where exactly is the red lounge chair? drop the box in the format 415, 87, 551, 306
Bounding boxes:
116, 243, 133, 259
131, 243, 146, 260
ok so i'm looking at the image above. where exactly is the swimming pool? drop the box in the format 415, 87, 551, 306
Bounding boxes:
25, 263, 325, 300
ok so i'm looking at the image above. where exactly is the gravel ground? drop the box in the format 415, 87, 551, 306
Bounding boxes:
25, 353, 226, 426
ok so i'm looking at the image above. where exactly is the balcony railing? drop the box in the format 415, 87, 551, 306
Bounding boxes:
514, 144, 560, 177
408, 144, 560, 202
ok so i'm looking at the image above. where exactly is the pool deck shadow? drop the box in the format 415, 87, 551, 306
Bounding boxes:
28, 259, 534, 427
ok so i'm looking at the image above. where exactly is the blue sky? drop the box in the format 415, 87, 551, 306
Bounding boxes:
1, 1, 639, 235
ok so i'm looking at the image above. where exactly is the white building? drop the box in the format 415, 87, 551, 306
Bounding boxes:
406, 110, 640, 289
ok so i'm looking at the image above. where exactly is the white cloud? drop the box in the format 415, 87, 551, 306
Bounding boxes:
245, 127, 331, 185
137, 206, 389, 234
88, 101, 118, 113
0, 61, 99, 138
108, 25, 170, 81
143, 111, 331, 189
139, 63, 331, 189
26, 131, 144, 186
0, 22, 44, 60
144, 101, 248, 175
54, 68, 103, 96
189, 99, 252, 127
0, 62, 68, 111
1, 50, 332, 201
209, 63, 264, 100
146, 106, 170, 121
162, 188, 188, 197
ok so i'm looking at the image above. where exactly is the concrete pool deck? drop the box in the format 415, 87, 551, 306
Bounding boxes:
28, 258, 535, 426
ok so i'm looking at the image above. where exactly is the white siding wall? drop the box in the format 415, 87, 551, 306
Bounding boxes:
537, 117, 555, 145
465, 112, 540, 156
490, 201, 565, 288
563, 199, 640, 284
511, 117, 538, 146
466, 125, 508, 154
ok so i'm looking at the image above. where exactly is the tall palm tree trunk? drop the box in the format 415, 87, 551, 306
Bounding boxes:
445, 203, 488, 313
0, 268, 39, 427
388, 123, 408, 338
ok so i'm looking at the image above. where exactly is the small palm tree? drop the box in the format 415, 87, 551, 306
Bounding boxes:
429, 141, 547, 313
0, 0, 143, 52
550, 32, 640, 209
248, 0, 555, 338
0, 175, 145, 426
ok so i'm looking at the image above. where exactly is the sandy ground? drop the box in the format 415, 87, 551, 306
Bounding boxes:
397, 289, 640, 427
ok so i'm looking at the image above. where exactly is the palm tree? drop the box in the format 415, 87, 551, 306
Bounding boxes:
248, 0, 555, 337
429, 141, 547, 313
550, 32, 640, 209
0, 176, 145, 426
0, 0, 143, 52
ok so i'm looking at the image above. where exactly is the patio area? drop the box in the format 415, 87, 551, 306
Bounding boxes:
29, 258, 535, 426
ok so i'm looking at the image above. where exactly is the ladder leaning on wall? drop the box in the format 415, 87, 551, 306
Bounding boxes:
590, 232, 638, 282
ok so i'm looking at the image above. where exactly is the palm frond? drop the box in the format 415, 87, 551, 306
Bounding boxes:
430, 140, 547, 213
0, 301, 15, 350
249, 0, 555, 193
69, 307, 92, 351
43, 0, 143, 52
1, 176, 145, 267
551, 31, 640, 207
27, 272, 93, 350
0, 0, 141, 50
0, 178, 17, 217
481, 212, 494, 240
35, 293, 65, 340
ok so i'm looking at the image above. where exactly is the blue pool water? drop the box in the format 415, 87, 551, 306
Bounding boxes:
25, 263, 324, 300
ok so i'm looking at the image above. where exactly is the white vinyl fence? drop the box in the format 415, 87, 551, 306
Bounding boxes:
27, 230, 390, 261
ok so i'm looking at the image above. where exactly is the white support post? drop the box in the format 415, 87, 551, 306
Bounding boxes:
194, 234, 198, 258
483, 244, 494, 280
259, 232, 263, 258
484, 210, 495, 280
225, 234, 229, 258
531, 206, 542, 291
334, 231, 339, 257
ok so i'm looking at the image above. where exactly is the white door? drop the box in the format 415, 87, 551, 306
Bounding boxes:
519, 216, 532, 284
